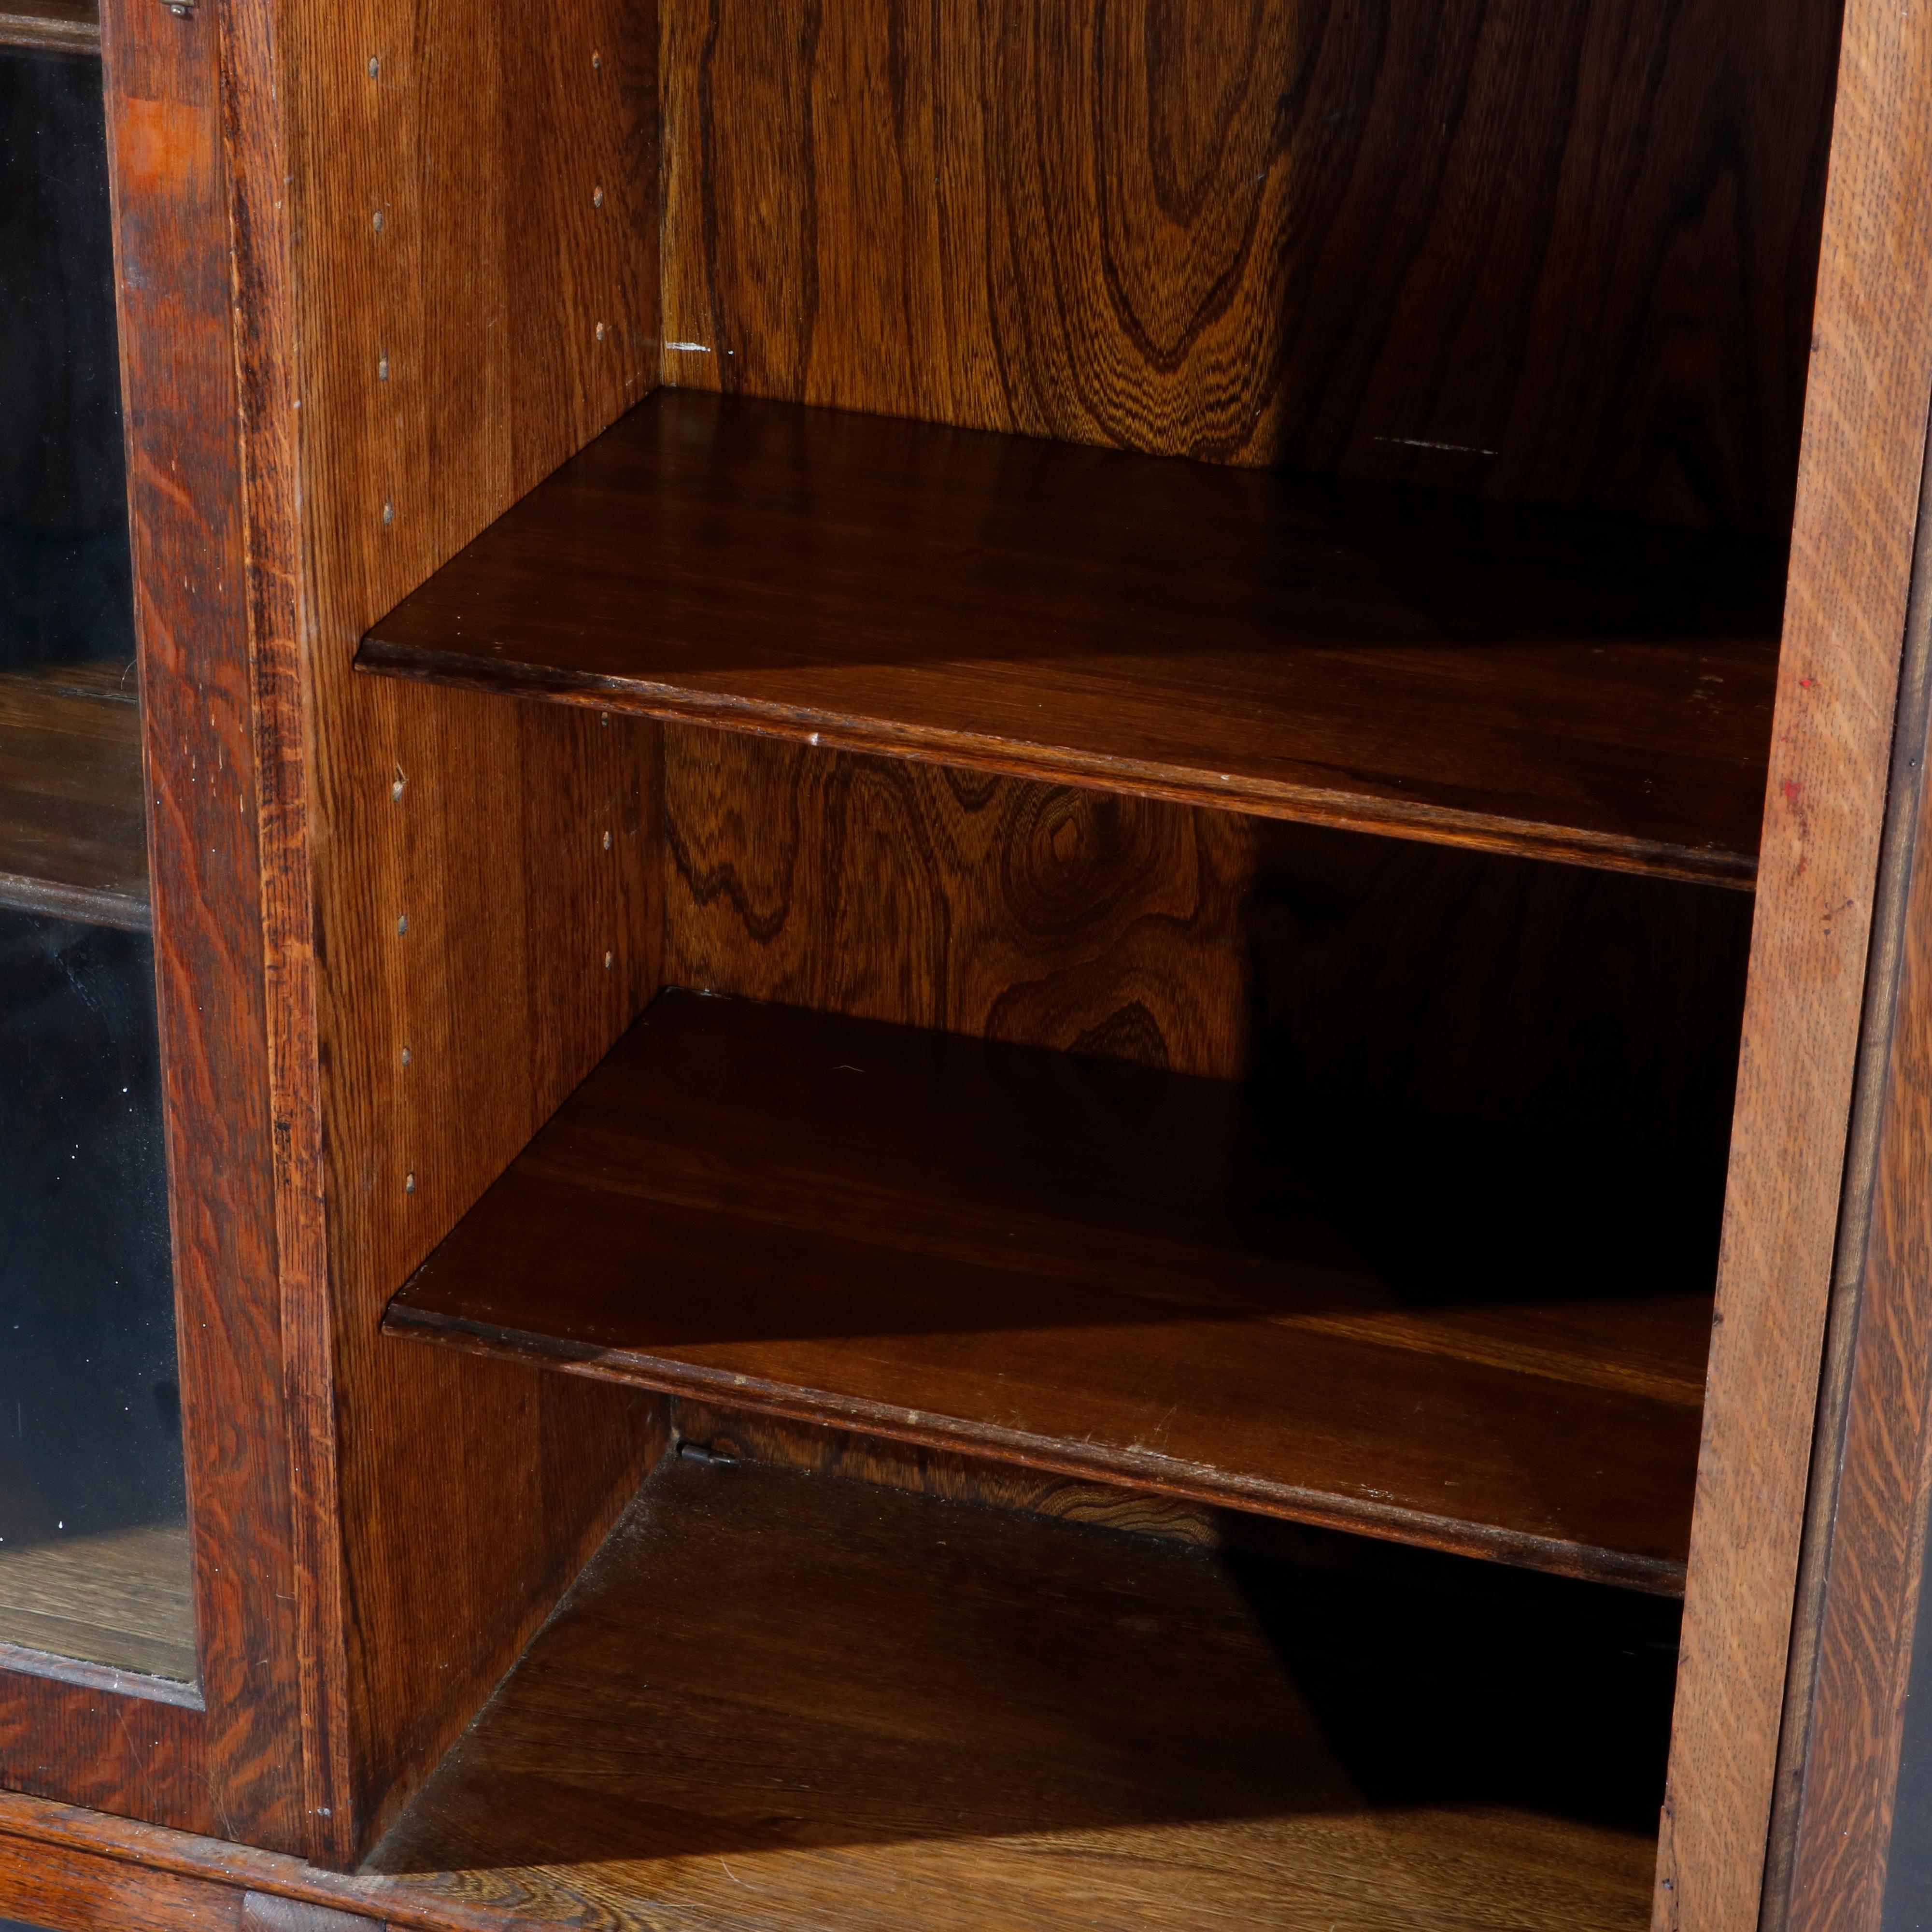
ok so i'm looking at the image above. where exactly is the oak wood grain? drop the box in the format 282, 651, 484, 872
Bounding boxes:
660, 0, 1840, 536
0, 1796, 415, 1932
363, 390, 1785, 886
0, 1832, 242, 1932
1654, 0, 1932, 1924
1762, 317, 1932, 1932
77, 0, 304, 1847
669, 1397, 1226, 1548
663, 728, 1257, 1080
0, 672, 146, 929
663, 730, 1754, 1165
254, 0, 671, 1861
364, 1451, 1669, 1932
387, 988, 1715, 1591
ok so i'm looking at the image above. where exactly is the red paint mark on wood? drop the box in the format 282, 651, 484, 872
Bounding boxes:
121, 98, 213, 194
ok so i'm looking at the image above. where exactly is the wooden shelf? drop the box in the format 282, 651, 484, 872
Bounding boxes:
0, 0, 98, 55
368, 1448, 1672, 1931
0, 664, 147, 931
386, 990, 1715, 1592
360, 390, 1783, 888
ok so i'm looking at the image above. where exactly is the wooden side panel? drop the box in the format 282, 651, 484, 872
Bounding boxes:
660, 0, 1840, 531
1656, 0, 1932, 1924
230, 0, 669, 1862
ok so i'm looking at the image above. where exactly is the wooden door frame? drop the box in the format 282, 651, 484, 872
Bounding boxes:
1659, 0, 1932, 1925
0, 0, 323, 1852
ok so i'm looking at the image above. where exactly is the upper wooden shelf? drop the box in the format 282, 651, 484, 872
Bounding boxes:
386, 990, 1715, 1592
0, 0, 98, 55
361, 391, 1784, 888
0, 663, 148, 931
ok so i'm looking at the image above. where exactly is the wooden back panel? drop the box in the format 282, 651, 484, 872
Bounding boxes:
223, 0, 669, 1861
660, 0, 1842, 532
663, 728, 1752, 1166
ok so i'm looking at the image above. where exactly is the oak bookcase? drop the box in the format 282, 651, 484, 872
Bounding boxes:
4, 0, 1932, 1928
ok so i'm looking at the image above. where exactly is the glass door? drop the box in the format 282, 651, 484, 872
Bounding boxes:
0, 14, 192, 1685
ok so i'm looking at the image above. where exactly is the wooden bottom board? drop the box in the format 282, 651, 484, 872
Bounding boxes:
364, 1449, 1672, 1931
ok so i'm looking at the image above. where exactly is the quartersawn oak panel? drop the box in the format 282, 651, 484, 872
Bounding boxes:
663, 729, 1754, 1164
0, 674, 146, 928
387, 988, 1715, 1591
365, 1451, 1670, 1932
661, 0, 1839, 532
364, 390, 1785, 887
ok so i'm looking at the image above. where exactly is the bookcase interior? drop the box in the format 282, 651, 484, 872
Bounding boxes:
314, 0, 1857, 1917
0, 0, 1859, 1909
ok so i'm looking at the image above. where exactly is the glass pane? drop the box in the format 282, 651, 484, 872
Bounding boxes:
0, 42, 191, 1683
0, 41, 133, 677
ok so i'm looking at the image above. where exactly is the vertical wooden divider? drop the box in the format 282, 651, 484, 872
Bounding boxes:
213, 0, 669, 1863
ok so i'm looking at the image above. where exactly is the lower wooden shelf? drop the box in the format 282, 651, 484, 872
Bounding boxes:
385, 989, 1715, 1591
366, 1446, 1671, 1931
0, 662, 147, 930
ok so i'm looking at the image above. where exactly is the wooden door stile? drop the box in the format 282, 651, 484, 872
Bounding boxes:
1659, 0, 1932, 1924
